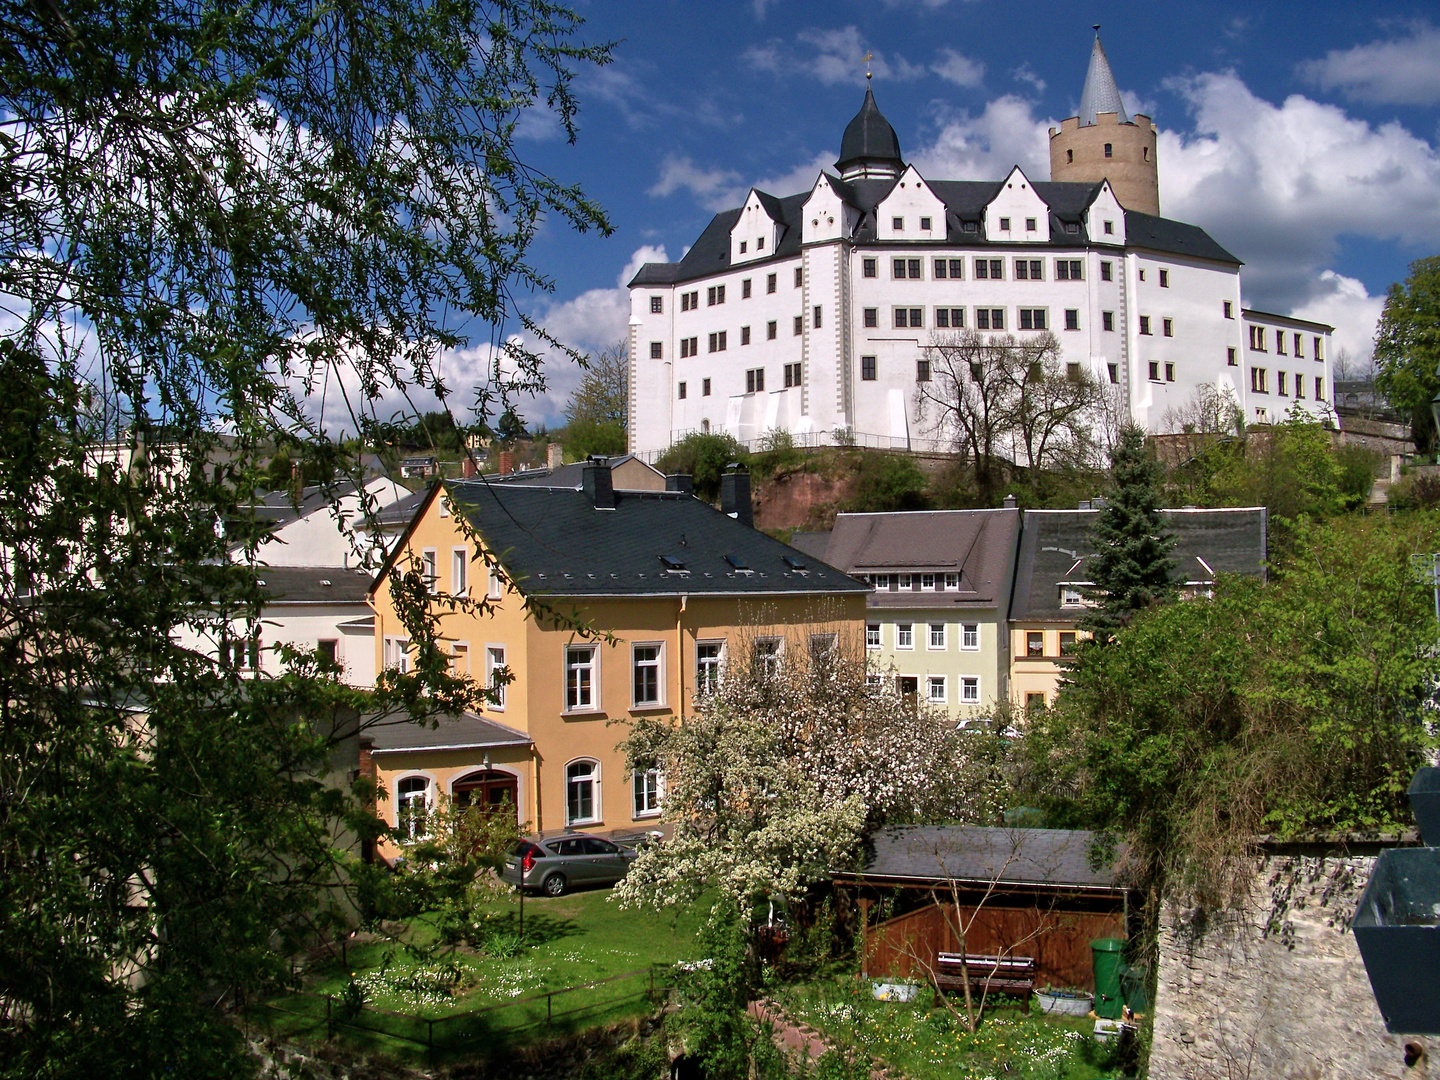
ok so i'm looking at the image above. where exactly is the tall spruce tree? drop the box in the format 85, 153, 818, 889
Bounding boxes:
1082, 425, 1176, 642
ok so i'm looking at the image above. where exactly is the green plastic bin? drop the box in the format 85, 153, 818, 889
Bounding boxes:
1091, 938, 1126, 1019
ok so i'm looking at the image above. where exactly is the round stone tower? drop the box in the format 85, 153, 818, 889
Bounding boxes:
1048, 29, 1159, 216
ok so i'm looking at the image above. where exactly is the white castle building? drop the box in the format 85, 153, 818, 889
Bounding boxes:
626, 34, 1333, 457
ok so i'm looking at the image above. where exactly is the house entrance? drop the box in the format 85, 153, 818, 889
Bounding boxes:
452, 770, 519, 819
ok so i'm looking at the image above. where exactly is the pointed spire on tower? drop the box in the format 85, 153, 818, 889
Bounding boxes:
1078, 26, 1129, 127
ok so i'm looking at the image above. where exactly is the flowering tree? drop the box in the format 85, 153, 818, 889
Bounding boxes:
613, 619, 1012, 911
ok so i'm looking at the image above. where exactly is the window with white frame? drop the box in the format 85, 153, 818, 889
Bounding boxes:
808, 633, 838, 676
961, 677, 980, 704
566, 760, 599, 824
696, 641, 724, 694
632, 643, 663, 707
961, 623, 979, 651
752, 638, 782, 681
486, 645, 507, 709
420, 549, 438, 592
383, 636, 411, 672
633, 768, 662, 818
452, 547, 469, 595
944, 573, 960, 591
865, 622, 881, 649
565, 645, 598, 711
450, 641, 469, 676
928, 623, 946, 649
896, 623, 914, 649
397, 776, 430, 839
920, 572, 936, 591
1060, 586, 1085, 607
927, 676, 947, 703
487, 565, 503, 599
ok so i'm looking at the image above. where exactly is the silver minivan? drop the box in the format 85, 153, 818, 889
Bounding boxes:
502, 833, 639, 896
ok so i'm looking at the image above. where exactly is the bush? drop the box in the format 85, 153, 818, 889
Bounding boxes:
751, 429, 805, 479
656, 432, 750, 501
843, 452, 928, 512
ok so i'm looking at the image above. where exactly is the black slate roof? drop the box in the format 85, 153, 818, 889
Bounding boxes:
836, 87, 903, 171
629, 178, 1238, 288
851, 825, 1129, 890
440, 481, 868, 598
251, 566, 373, 604
365, 710, 532, 753
374, 486, 431, 528
1009, 507, 1267, 623
484, 454, 657, 490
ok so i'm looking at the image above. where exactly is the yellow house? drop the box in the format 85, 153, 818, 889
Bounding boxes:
367, 460, 868, 845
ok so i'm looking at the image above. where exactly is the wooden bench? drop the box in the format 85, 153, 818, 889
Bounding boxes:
932, 953, 1036, 1004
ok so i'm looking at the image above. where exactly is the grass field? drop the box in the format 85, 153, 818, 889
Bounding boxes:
256, 886, 710, 1058
776, 979, 1134, 1080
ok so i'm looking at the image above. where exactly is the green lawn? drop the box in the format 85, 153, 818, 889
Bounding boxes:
775, 980, 1132, 1080
257, 887, 709, 1058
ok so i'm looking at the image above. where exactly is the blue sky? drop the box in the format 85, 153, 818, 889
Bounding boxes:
411, 3, 1440, 427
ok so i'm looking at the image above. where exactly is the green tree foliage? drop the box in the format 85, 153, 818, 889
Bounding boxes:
562, 340, 628, 459
1082, 426, 1175, 641
655, 432, 750, 501
0, 2, 610, 1074
1027, 514, 1440, 908
1374, 255, 1440, 453
842, 451, 930, 512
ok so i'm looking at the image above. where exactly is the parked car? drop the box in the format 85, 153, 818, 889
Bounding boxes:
501, 833, 640, 896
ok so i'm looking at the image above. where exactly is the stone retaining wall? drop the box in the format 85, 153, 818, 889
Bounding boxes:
1148, 850, 1424, 1079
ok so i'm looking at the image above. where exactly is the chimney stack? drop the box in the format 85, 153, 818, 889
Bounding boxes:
582, 455, 615, 510
720, 463, 753, 528
665, 474, 694, 496
462, 454, 478, 478
497, 450, 514, 476
547, 442, 564, 470
1003, 493, 1017, 509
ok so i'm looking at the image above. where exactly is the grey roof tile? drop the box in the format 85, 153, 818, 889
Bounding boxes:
853, 825, 1129, 889
250, 566, 374, 604
366, 710, 532, 753
443, 480, 868, 599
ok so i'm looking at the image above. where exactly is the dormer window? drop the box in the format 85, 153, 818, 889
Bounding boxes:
963, 220, 978, 232
999, 217, 1011, 231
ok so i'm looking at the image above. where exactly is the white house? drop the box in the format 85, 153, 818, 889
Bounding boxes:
627, 36, 1333, 457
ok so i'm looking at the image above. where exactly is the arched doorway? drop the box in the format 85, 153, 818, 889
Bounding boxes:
452, 769, 519, 820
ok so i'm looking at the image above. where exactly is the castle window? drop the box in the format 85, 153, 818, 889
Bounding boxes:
746, 368, 765, 393
1159, 269, 1169, 287
916, 359, 930, 383
784, 362, 802, 388
1055, 259, 1083, 280
1276, 329, 1286, 354
813, 305, 822, 329
1251, 367, 1268, 393
650, 296, 663, 314
678, 382, 687, 399
1015, 259, 1043, 281
766, 273, 777, 293
1165, 363, 1175, 382
766, 320, 777, 340
757, 236, 765, 250
741, 325, 751, 345
893, 216, 904, 230
706, 284, 725, 306
707, 331, 727, 352
1315, 377, 1324, 400
976, 308, 1004, 331
1314, 337, 1323, 361
936, 308, 964, 329
998, 217, 1011, 231
1294, 334, 1303, 358
1227, 348, 1237, 367
861, 356, 876, 381
1144, 146, 1150, 161
1108, 363, 1119, 384
1100, 261, 1113, 281
1025, 217, 1037, 231
1066, 148, 1073, 163
742, 278, 752, 299
864, 308, 878, 328
793, 316, 803, 336
739, 241, 746, 254
703, 378, 711, 396
794, 267, 803, 288
1065, 309, 1080, 331
650, 341, 662, 359
863, 258, 877, 278
1102, 311, 1114, 332
919, 216, 931, 230
1223, 301, 1233, 319
1163, 318, 1173, 337
1103, 220, 1114, 235
1278, 370, 1288, 396
1139, 316, 1151, 335
1104, 143, 1113, 158
1149, 361, 1160, 382
1019, 308, 1047, 331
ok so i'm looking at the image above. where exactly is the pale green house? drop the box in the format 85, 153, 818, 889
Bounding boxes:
793, 505, 1021, 717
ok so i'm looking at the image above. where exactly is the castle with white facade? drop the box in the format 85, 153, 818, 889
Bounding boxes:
627, 33, 1333, 456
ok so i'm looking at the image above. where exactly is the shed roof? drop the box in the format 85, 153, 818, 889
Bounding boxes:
366, 710, 532, 753
851, 825, 1129, 891
251, 566, 373, 604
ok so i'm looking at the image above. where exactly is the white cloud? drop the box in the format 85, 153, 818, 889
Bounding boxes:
647, 155, 747, 211
1299, 21, 1440, 105
931, 48, 985, 89
617, 245, 668, 289
1158, 71, 1440, 325
746, 26, 924, 86
909, 94, 1054, 179
751, 0, 778, 19
1289, 271, 1385, 368
1011, 64, 1046, 95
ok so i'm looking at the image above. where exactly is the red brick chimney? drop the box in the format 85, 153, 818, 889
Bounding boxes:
498, 450, 515, 476
462, 454, 478, 478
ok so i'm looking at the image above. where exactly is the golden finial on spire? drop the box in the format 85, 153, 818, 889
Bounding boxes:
862, 51, 873, 82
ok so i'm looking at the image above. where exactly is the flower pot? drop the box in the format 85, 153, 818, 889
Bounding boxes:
1353, 846, 1440, 1033
1409, 768, 1440, 847
1035, 989, 1094, 1017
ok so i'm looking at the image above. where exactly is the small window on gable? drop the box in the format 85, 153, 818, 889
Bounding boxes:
998, 216, 1011, 231
1025, 217, 1037, 231
739, 241, 747, 254
1104, 143, 1113, 158
892, 216, 904, 230
1104, 220, 1114, 235
919, 216, 931, 230
757, 236, 765, 250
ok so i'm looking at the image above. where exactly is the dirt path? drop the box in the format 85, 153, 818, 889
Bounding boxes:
747, 999, 905, 1080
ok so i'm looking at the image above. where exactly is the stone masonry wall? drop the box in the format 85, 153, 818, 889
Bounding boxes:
1149, 851, 1425, 1080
